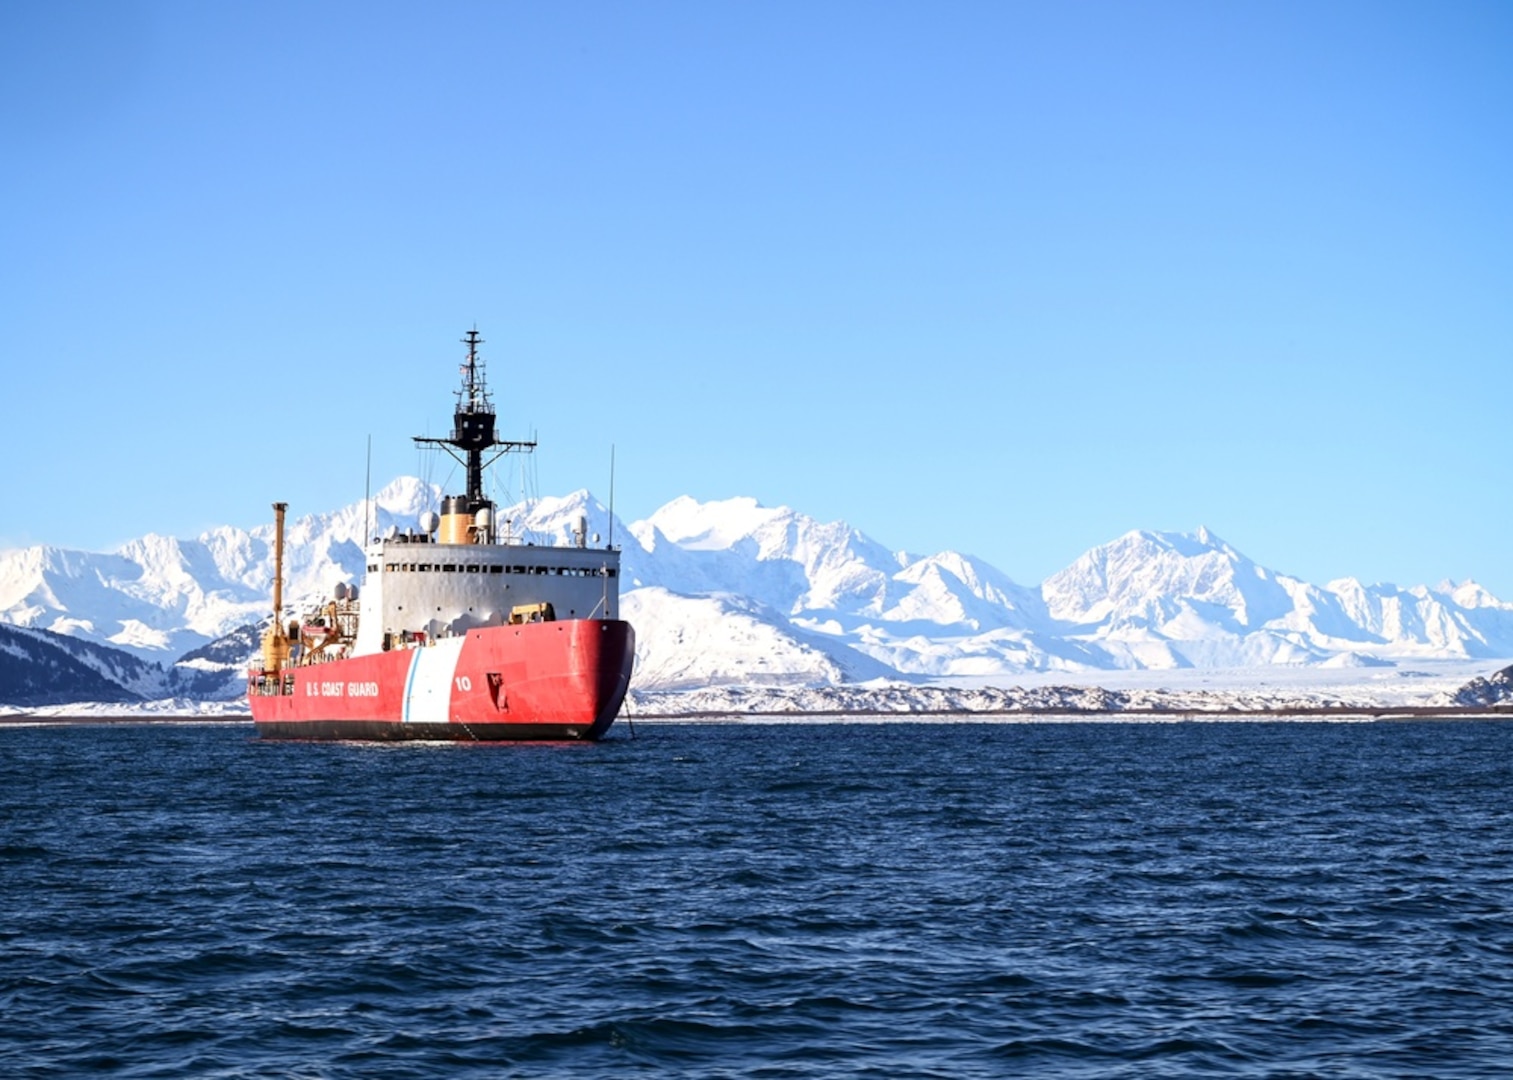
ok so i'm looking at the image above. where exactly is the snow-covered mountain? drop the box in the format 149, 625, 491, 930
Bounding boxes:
624, 587, 897, 690
1040, 527, 1513, 667
0, 623, 237, 705
2, 478, 1511, 705
0, 477, 436, 662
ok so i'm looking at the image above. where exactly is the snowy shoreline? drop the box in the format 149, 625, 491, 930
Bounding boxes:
4, 707, 1510, 728
6, 660, 1510, 725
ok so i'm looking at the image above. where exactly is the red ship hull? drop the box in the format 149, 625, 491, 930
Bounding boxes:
250, 619, 635, 741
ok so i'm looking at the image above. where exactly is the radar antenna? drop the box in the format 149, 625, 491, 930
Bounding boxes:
413, 328, 535, 512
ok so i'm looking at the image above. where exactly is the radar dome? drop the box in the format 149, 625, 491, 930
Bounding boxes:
419, 511, 440, 535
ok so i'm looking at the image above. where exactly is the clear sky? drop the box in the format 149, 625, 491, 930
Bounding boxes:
2, 1, 1509, 595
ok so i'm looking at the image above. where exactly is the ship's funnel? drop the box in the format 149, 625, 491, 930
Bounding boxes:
439, 494, 474, 544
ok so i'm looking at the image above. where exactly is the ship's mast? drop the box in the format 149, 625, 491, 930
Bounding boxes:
414, 329, 535, 513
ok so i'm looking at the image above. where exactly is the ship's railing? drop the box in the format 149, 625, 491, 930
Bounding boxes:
246, 670, 295, 697
291, 648, 352, 667
381, 629, 432, 652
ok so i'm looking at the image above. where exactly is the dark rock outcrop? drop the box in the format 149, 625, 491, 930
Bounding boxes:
0, 621, 261, 707
170, 622, 262, 700
0, 625, 145, 706
1451, 665, 1513, 707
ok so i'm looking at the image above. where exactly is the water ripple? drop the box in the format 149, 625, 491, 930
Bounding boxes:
4, 720, 1513, 1076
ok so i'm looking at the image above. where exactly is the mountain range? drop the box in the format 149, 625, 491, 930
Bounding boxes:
2, 477, 1510, 705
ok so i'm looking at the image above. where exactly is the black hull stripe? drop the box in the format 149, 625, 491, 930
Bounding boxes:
255, 720, 611, 742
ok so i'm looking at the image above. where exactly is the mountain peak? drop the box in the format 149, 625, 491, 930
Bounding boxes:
375, 475, 437, 506
646, 495, 793, 551
1099, 527, 1236, 564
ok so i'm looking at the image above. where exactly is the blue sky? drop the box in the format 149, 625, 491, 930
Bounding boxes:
2, 0, 1509, 595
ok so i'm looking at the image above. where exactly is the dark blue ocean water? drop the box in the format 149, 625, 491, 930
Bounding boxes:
3, 719, 1513, 1078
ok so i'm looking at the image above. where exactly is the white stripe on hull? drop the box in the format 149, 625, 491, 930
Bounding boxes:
401, 637, 464, 724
